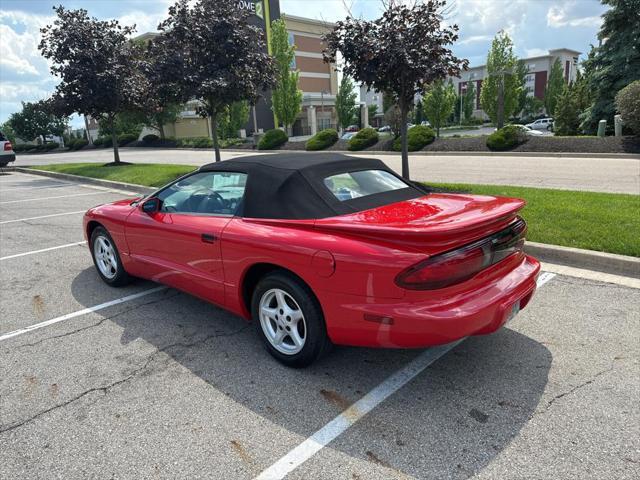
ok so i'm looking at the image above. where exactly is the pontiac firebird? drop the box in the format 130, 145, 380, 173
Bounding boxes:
84, 153, 540, 367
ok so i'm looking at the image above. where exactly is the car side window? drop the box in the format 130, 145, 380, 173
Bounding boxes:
156, 172, 247, 216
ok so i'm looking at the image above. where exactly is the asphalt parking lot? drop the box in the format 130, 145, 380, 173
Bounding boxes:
1, 171, 638, 480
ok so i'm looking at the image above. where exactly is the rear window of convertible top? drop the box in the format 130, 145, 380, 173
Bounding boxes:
323, 169, 409, 202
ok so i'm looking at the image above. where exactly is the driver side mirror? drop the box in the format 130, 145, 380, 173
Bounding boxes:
141, 197, 160, 215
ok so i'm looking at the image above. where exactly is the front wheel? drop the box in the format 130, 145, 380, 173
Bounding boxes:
90, 226, 132, 287
252, 272, 331, 367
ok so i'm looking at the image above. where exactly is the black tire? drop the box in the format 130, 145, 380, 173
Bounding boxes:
251, 271, 331, 368
90, 226, 132, 287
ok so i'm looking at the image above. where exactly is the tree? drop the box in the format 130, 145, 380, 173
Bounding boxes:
335, 76, 359, 131
514, 60, 530, 117
480, 31, 521, 129
98, 111, 145, 138
422, 80, 456, 137
368, 104, 379, 125
324, 1, 467, 178
521, 96, 544, 122
553, 84, 580, 135
581, 0, 640, 134
140, 103, 182, 140
0, 122, 17, 144
384, 105, 402, 136
39, 6, 148, 164
615, 80, 640, 135
544, 59, 564, 117
8, 100, 67, 144
219, 101, 251, 139
153, 0, 277, 162
414, 99, 425, 124
270, 18, 302, 135
463, 81, 476, 122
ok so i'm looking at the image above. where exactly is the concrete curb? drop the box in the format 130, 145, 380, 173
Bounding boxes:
8, 166, 640, 279
12, 167, 156, 195
524, 242, 639, 279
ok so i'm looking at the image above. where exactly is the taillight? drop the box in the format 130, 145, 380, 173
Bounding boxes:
396, 218, 527, 290
3, 142, 11, 151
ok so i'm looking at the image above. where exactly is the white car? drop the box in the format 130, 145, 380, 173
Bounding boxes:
341, 132, 356, 140
526, 118, 554, 131
0, 131, 16, 167
513, 124, 545, 136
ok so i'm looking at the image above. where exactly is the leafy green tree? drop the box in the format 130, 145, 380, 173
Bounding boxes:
270, 18, 302, 135
218, 101, 250, 139
544, 59, 564, 117
0, 122, 17, 144
414, 99, 424, 124
141, 103, 182, 140
581, 0, 640, 133
553, 84, 581, 135
98, 111, 145, 138
367, 104, 379, 125
8, 100, 68, 143
324, 1, 467, 178
463, 81, 476, 121
153, 0, 276, 162
423, 80, 456, 137
514, 60, 530, 117
480, 31, 521, 128
39, 7, 147, 163
521, 96, 544, 122
335, 76, 359, 131
615, 80, 640, 135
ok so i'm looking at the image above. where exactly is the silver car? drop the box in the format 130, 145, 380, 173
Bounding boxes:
525, 118, 554, 131
0, 131, 16, 167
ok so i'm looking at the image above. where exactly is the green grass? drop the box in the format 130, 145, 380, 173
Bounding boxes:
29, 163, 198, 188
429, 183, 640, 257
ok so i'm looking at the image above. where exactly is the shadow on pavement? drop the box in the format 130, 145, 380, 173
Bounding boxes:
71, 269, 551, 479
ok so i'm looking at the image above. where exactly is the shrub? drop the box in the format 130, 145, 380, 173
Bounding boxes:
615, 80, 640, 135
392, 125, 435, 151
36, 141, 59, 151
486, 125, 528, 151
117, 133, 138, 146
176, 136, 213, 148
306, 129, 338, 151
347, 127, 379, 151
69, 139, 88, 150
142, 134, 160, 143
220, 137, 245, 148
258, 129, 288, 150
93, 136, 112, 147
12, 144, 32, 152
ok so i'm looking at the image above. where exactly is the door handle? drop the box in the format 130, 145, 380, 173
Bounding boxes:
201, 233, 217, 243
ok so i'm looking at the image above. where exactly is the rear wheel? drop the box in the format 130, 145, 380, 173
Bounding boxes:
252, 272, 331, 367
90, 226, 131, 287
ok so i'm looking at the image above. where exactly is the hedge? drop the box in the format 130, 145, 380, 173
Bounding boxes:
347, 128, 379, 151
67, 139, 88, 150
117, 133, 138, 146
392, 125, 435, 151
258, 129, 288, 150
306, 128, 338, 151
615, 80, 640, 135
93, 136, 112, 147
142, 134, 160, 143
176, 136, 213, 148
486, 125, 528, 151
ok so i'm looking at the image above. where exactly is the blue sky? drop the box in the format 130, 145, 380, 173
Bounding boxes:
1, 0, 608, 127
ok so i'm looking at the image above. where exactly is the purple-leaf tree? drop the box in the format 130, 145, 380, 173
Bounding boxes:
152, 0, 277, 162
39, 6, 149, 164
323, 1, 468, 178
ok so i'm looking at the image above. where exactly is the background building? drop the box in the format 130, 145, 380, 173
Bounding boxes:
449, 48, 581, 119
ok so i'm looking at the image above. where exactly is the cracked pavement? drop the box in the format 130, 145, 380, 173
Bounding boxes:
1, 172, 639, 479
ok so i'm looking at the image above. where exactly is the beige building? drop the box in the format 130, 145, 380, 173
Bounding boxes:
135, 14, 338, 140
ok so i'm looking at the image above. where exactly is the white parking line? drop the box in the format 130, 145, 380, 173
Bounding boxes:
254, 272, 556, 480
0, 183, 73, 192
0, 241, 87, 261
0, 286, 166, 342
0, 210, 85, 225
0, 191, 110, 204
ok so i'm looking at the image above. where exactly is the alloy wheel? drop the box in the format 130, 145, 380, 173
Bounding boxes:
259, 288, 307, 355
94, 235, 118, 279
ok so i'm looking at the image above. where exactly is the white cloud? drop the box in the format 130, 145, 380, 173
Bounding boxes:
524, 48, 548, 58
547, 5, 601, 28
458, 34, 493, 45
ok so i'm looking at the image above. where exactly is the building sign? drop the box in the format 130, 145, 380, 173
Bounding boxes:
237, 1, 264, 20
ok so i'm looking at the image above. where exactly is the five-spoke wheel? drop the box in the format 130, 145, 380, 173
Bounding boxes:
90, 226, 131, 287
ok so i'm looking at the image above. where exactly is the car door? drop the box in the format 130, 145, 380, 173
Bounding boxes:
125, 171, 248, 306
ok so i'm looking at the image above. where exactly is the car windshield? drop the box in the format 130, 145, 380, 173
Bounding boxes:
323, 169, 409, 202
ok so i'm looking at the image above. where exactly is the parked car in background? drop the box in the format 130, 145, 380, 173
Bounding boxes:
496, 125, 545, 137
344, 125, 359, 132
420, 120, 431, 127
377, 125, 392, 133
341, 132, 356, 140
526, 118, 554, 131
0, 131, 16, 167
84, 153, 540, 367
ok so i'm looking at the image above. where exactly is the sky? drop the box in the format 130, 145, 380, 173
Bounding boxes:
0, 0, 608, 127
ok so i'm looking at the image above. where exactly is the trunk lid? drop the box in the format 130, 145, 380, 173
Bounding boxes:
313, 193, 526, 250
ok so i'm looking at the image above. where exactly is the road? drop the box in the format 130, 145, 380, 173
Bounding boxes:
13, 148, 640, 194
1, 171, 639, 479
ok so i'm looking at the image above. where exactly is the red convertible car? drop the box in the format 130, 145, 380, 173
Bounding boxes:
84, 154, 540, 367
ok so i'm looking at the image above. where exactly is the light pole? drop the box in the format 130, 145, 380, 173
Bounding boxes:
320, 90, 328, 131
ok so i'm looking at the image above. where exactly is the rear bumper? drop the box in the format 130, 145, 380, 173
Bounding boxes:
0, 153, 16, 164
320, 254, 541, 348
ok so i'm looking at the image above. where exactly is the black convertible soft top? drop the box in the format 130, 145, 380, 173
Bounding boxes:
199, 153, 425, 219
